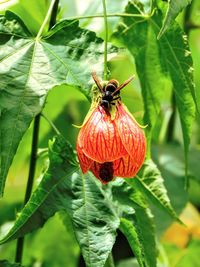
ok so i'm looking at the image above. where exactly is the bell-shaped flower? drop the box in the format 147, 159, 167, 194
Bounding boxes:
76, 73, 146, 184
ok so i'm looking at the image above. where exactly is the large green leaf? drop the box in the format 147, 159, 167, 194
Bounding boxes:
109, 179, 157, 267
0, 11, 115, 196
130, 159, 180, 223
0, 135, 119, 267
113, 2, 196, 174
158, 0, 192, 38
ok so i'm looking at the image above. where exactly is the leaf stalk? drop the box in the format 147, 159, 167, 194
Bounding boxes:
36, 0, 57, 40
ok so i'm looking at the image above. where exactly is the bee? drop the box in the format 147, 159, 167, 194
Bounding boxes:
92, 71, 134, 112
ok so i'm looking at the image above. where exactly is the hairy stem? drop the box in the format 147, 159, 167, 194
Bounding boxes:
102, 0, 108, 80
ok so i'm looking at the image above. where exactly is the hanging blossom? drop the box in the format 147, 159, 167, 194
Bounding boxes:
76, 72, 146, 184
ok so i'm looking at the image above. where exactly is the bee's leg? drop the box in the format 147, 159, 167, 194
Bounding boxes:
113, 96, 120, 101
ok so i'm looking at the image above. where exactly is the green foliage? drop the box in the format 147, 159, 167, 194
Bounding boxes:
109, 179, 157, 267
158, 0, 192, 38
0, 0, 199, 267
0, 136, 119, 267
0, 11, 113, 196
113, 1, 196, 174
132, 159, 180, 222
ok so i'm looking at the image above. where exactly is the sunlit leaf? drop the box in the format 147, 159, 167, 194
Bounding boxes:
0, 135, 119, 267
0, 11, 115, 196
158, 0, 192, 38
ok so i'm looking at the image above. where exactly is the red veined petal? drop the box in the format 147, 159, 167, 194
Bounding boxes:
116, 104, 146, 166
79, 106, 128, 163
113, 155, 140, 178
89, 161, 114, 184
76, 143, 93, 173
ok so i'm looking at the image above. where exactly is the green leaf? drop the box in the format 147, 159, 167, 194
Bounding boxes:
0, 260, 22, 267
0, 135, 119, 267
158, 0, 192, 38
0, 11, 115, 196
109, 179, 157, 267
130, 159, 180, 223
113, 2, 196, 177
120, 218, 145, 267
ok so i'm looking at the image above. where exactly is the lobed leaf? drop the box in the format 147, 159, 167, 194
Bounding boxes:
113, 2, 196, 178
0, 135, 119, 267
158, 0, 192, 38
0, 11, 115, 196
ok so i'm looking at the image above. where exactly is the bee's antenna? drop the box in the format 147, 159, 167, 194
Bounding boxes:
92, 71, 104, 92
112, 75, 135, 96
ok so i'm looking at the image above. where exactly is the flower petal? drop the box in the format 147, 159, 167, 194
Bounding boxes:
76, 143, 93, 173
80, 106, 128, 163
116, 104, 146, 167
113, 155, 140, 178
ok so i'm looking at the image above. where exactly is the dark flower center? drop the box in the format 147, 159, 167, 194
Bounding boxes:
99, 162, 114, 182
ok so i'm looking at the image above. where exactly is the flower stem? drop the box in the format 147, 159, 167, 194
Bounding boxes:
41, 112, 61, 136
15, 114, 41, 263
102, 0, 108, 80
67, 13, 150, 20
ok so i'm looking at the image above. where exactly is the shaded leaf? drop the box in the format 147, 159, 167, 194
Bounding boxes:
113, 2, 196, 179
0, 11, 115, 196
0, 135, 119, 267
158, 0, 192, 38
130, 159, 180, 223
120, 218, 145, 267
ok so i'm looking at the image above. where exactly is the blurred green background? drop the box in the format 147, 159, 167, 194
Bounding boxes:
0, 0, 200, 266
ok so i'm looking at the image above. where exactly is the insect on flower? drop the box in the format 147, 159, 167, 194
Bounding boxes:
76, 72, 146, 184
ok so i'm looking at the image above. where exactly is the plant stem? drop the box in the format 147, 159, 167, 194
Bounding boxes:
36, 0, 57, 40
15, 115, 41, 263
41, 112, 61, 135
67, 13, 150, 21
166, 93, 176, 142
102, 0, 108, 80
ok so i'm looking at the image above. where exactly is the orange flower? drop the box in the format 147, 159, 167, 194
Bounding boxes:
76, 73, 146, 184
